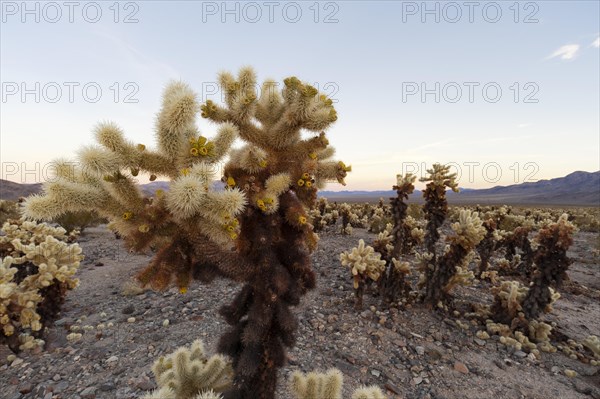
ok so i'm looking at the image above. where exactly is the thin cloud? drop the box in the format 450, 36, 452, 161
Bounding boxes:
547, 44, 580, 60
518, 123, 532, 129
592, 37, 600, 48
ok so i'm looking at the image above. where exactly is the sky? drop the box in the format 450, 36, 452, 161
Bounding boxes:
1, 0, 599, 191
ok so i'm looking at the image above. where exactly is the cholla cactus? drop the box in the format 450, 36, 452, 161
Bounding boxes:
0, 200, 20, 225
420, 164, 458, 259
475, 218, 497, 276
421, 210, 485, 306
340, 239, 386, 309
522, 214, 575, 319
390, 173, 417, 256
22, 68, 349, 399
0, 220, 82, 352
289, 369, 387, 399
497, 225, 534, 277
143, 340, 233, 399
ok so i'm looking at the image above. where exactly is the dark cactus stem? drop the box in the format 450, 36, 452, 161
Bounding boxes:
423, 244, 468, 306
421, 182, 448, 297
218, 192, 314, 399
476, 219, 497, 276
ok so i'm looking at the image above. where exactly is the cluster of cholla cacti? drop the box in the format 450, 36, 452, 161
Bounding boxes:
0, 219, 82, 352
144, 339, 387, 399
335, 171, 599, 364
22, 67, 352, 399
308, 198, 339, 232
339, 164, 479, 309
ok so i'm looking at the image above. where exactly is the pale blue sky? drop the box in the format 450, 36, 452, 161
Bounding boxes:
1, 1, 599, 190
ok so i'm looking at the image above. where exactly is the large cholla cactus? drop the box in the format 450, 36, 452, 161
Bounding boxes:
420, 210, 485, 306
340, 239, 386, 309
0, 220, 82, 352
290, 369, 387, 399
23, 68, 349, 399
144, 340, 233, 399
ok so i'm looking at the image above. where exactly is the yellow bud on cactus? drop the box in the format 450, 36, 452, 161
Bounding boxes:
123, 212, 133, 220
298, 216, 307, 225
199, 146, 208, 156
227, 176, 236, 187
181, 168, 190, 176
232, 219, 239, 226
229, 232, 238, 240
256, 199, 265, 208
137, 144, 146, 151
297, 179, 305, 187
264, 197, 274, 204
198, 136, 207, 146
189, 137, 197, 145
227, 225, 235, 232
190, 147, 199, 156
259, 160, 267, 168
308, 152, 317, 160
155, 189, 164, 198
139, 224, 150, 233
305, 181, 313, 188
179, 287, 188, 294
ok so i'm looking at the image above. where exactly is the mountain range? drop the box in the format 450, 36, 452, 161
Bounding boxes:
1, 171, 598, 206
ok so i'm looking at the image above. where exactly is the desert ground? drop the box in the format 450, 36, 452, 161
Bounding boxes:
1, 212, 599, 399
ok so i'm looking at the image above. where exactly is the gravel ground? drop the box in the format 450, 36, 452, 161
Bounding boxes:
1, 224, 599, 399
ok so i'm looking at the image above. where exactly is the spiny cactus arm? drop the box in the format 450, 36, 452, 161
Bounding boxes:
143, 387, 177, 399
255, 79, 285, 128
351, 387, 387, 399
289, 369, 343, 399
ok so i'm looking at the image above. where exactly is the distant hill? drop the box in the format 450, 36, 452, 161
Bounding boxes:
321, 171, 600, 206
2, 171, 598, 206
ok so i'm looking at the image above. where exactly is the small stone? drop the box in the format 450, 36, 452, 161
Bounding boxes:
122, 305, 135, 315
107, 356, 118, 363
413, 377, 423, 385
551, 366, 561, 374
370, 369, 381, 377
99, 382, 115, 391
127, 317, 136, 323
80, 386, 96, 398
513, 351, 527, 359
162, 319, 170, 327
54, 381, 68, 393
454, 361, 469, 374
53, 374, 61, 381
19, 383, 33, 394
474, 338, 486, 346
415, 346, 425, 356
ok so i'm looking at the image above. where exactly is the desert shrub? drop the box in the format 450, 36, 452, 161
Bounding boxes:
0, 220, 82, 352
23, 68, 349, 399
340, 239, 386, 309
0, 200, 20, 226
53, 210, 107, 233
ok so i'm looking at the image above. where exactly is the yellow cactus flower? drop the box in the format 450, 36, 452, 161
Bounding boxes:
302, 172, 310, 180
259, 160, 268, 168
198, 146, 208, 156
137, 144, 146, 151
308, 152, 317, 160
226, 176, 236, 187
256, 199, 265, 208
229, 232, 238, 240
179, 287, 188, 294
305, 181, 313, 188
123, 212, 133, 220
298, 216, 307, 225
190, 147, 199, 156
297, 179, 305, 187
181, 168, 190, 176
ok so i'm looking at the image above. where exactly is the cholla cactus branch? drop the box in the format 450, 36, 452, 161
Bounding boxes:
289, 369, 387, 399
